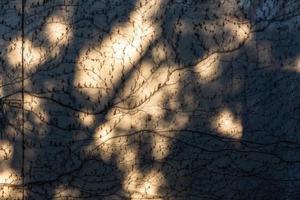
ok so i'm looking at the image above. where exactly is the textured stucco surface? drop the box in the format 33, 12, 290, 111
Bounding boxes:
1, 0, 300, 199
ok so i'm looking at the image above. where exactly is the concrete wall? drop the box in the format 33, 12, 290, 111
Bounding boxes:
1, 0, 300, 199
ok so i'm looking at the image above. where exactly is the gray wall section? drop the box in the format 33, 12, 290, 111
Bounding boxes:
1, 0, 300, 199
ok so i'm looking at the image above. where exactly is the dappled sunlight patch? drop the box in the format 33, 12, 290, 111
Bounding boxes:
23, 94, 49, 126
0, 185, 23, 199
22, 39, 46, 70
0, 140, 19, 193
116, 145, 138, 171
90, 122, 118, 161
6, 37, 22, 67
23, 94, 41, 111
225, 21, 252, 42
0, 140, 13, 161
109, 59, 188, 131
44, 16, 72, 46
97, 125, 115, 145
296, 59, 300, 72
123, 169, 165, 199
116, 59, 158, 105
172, 113, 189, 130
123, 169, 142, 195
0, 167, 19, 184
135, 0, 167, 20
118, 61, 181, 113
197, 18, 252, 51
116, 112, 144, 131
74, 1, 161, 103
73, 55, 103, 102
116, 59, 154, 101
88, 113, 139, 163
53, 185, 81, 199
194, 53, 220, 82
6, 37, 46, 72
212, 108, 243, 140
291, 57, 300, 73
79, 112, 95, 127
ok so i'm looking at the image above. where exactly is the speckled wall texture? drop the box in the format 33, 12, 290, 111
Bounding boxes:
1, 0, 300, 199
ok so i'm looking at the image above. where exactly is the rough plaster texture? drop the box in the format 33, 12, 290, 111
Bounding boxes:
1, 0, 300, 199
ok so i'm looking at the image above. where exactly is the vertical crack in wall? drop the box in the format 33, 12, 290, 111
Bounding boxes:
21, 0, 25, 199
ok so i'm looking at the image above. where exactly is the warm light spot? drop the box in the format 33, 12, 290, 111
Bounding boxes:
74, 1, 160, 102
73, 51, 103, 102
88, 114, 124, 161
125, 62, 177, 111
124, 169, 142, 194
0, 140, 13, 161
195, 53, 220, 82
72, 55, 104, 101
44, 18, 71, 45
23, 94, 41, 111
236, 23, 251, 41
97, 128, 113, 144
0, 186, 22, 199
53, 185, 80, 199
124, 169, 165, 199
293, 58, 300, 73
0, 168, 18, 184
23, 94, 50, 130
173, 113, 189, 129
22, 94, 49, 124
226, 21, 251, 42
212, 108, 243, 139
7, 37, 46, 71
116, 146, 138, 171
6, 37, 22, 67
79, 112, 95, 127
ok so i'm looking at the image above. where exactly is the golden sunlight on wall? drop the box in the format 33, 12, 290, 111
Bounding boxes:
0, 140, 22, 199
0, 140, 13, 162
0, 186, 23, 199
123, 169, 165, 199
225, 21, 251, 42
79, 112, 95, 127
23, 94, 41, 111
293, 57, 300, 73
194, 53, 220, 82
6, 12, 72, 77
74, 0, 164, 101
53, 185, 81, 199
44, 16, 72, 46
212, 108, 243, 140
6, 38, 46, 71
87, 56, 188, 161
